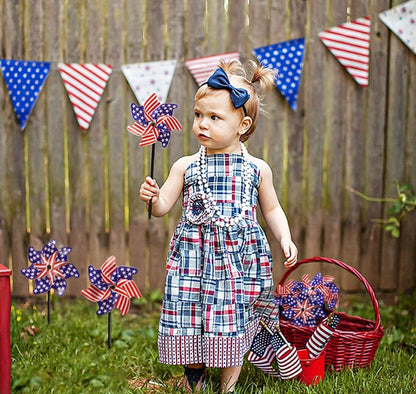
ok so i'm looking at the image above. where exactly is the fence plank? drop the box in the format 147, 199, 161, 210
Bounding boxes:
107, 0, 126, 266
26, 0, 48, 254
125, 0, 147, 291
66, 0, 89, 295
321, 0, 348, 281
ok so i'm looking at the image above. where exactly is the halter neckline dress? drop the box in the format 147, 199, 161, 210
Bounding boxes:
158, 152, 278, 368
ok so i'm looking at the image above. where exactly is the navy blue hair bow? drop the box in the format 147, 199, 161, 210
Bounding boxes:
206, 67, 250, 115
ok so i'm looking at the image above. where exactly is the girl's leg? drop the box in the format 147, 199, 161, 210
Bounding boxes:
220, 366, 241, 393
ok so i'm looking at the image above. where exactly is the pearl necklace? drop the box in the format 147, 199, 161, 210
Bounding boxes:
194, 142, 252, 227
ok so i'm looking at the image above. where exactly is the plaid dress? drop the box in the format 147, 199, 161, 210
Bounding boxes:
158, 152, 278, 368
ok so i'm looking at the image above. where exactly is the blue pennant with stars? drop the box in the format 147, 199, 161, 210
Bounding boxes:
0, 59, 51, 129
253, 38, 305, 111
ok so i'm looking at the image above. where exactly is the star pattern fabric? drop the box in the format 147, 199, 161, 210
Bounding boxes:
253, 38, 305, 110
81, 256, 142, 316
121, 60, 177, 105
0, 59, 51, 129
21, 239, 79, 296
379, 0, 416, 55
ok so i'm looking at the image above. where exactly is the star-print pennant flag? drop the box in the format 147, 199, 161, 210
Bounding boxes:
318, 16, 371, 87
121, 60, 177, 105
21, 239, 79, 296
185, 51, 240, 85
253, 39, 305, 111
0, 59, 51, 130
58, 63, 113, 131
379, 0, 416, 56
81, 256, 142, 316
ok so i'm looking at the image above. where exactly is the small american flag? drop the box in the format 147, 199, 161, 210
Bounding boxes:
306, 313, 340, 358
247, 326, 280, 377
271, 335, 302, 380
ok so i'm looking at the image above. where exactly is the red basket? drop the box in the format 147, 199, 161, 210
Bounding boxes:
278, 257, 384, 371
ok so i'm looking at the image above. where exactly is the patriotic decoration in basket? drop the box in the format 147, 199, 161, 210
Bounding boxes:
21, 239, 79, 323
127, 93, 182, 218
274, 272, 339, 327
81, 256, 142, 348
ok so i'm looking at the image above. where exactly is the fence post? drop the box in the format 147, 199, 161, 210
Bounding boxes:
0, 264, 12, 394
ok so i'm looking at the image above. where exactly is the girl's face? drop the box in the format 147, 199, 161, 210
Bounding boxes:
192, 90, 250, 155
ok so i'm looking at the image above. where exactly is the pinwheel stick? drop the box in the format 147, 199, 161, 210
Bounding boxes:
108, 312, 112, 349
47, 290, 51, 324
148, 144, 156, 219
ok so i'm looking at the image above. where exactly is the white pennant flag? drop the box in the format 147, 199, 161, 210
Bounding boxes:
121, 60, 177, 104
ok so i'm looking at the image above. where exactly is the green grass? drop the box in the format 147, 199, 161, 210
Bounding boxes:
11, 291, 416, 393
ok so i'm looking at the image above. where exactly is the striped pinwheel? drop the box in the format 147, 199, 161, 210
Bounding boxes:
81, 256, 142, 316
127, 92, 182, 148
21, 239, 79, 296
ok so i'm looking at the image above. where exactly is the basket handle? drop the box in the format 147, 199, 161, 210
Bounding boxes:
279, 256, 381, 331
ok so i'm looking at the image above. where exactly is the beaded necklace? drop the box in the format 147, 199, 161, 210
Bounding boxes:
189, 142, 252, 227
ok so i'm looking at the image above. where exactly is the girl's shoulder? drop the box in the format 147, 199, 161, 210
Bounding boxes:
171, 153, 199, 174
247, 153, 272, 175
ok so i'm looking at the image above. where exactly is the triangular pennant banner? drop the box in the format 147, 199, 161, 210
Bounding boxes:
0, 59, 51, 130
185, 52, 240, 85
58, 63, 113, 131
318, 16, 371, 87
379, 0, 416, 56
253, 39, 305, 111
121, 60, 177, 105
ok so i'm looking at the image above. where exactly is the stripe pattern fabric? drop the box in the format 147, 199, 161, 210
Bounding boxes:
58, 63, 113, 130
318, 16, 371, 87
185, 52, 240, 85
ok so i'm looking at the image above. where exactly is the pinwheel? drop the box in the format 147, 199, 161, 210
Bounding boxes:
81, 256, 142, 348
275, 272, 339, 327
21, 239, 79, 323
127, 93, 182, 218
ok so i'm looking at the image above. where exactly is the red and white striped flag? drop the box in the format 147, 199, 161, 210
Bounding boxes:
306, 313, 340, 358
58, 63, 113, 130
275, 344, 302, 380
185, 52, 240, 86
318, 16, 371, 87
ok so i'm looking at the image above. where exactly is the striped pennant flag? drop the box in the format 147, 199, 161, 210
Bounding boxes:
185, 52, 240, 86
318, 16, 371, 87
58, 63, 113, 130
271, 334, 302, 380
306, 313, 340, 358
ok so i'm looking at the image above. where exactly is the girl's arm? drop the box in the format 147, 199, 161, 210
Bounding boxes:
255, 158, 298, 267
139, 155, 194, 217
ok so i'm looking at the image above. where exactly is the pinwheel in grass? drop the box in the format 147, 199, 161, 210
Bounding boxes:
127, 92, 182, 218
81, 256, 142, 316
21, 239, 79, 296
127, 92, 182, 148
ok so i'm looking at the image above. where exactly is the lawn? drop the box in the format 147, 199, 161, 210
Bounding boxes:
10, 291, 416, 393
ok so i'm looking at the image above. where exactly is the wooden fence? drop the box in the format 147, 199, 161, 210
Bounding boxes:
0, 0, 415, 298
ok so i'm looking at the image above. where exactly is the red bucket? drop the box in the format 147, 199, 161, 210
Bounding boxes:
296, 349, 325, 386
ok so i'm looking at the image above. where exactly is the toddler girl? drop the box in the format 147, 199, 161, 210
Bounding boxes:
139, 60, 297, 393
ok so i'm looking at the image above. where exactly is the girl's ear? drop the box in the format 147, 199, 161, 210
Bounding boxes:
239, 116, 253, 135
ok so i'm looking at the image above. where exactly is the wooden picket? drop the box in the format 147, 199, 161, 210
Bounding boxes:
0, 0, 415, 298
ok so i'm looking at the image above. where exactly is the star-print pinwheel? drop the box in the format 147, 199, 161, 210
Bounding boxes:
127, 92, 182, 148
21, 239, 79, 296
81, 256, 142, 316
296, 273, 339, 309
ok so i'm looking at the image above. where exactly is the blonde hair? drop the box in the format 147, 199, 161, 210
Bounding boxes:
195, 59, 276, 142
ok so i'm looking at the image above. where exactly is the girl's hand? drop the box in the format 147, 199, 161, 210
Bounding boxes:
139, 176, 160, 203
281, 238, 298, 268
